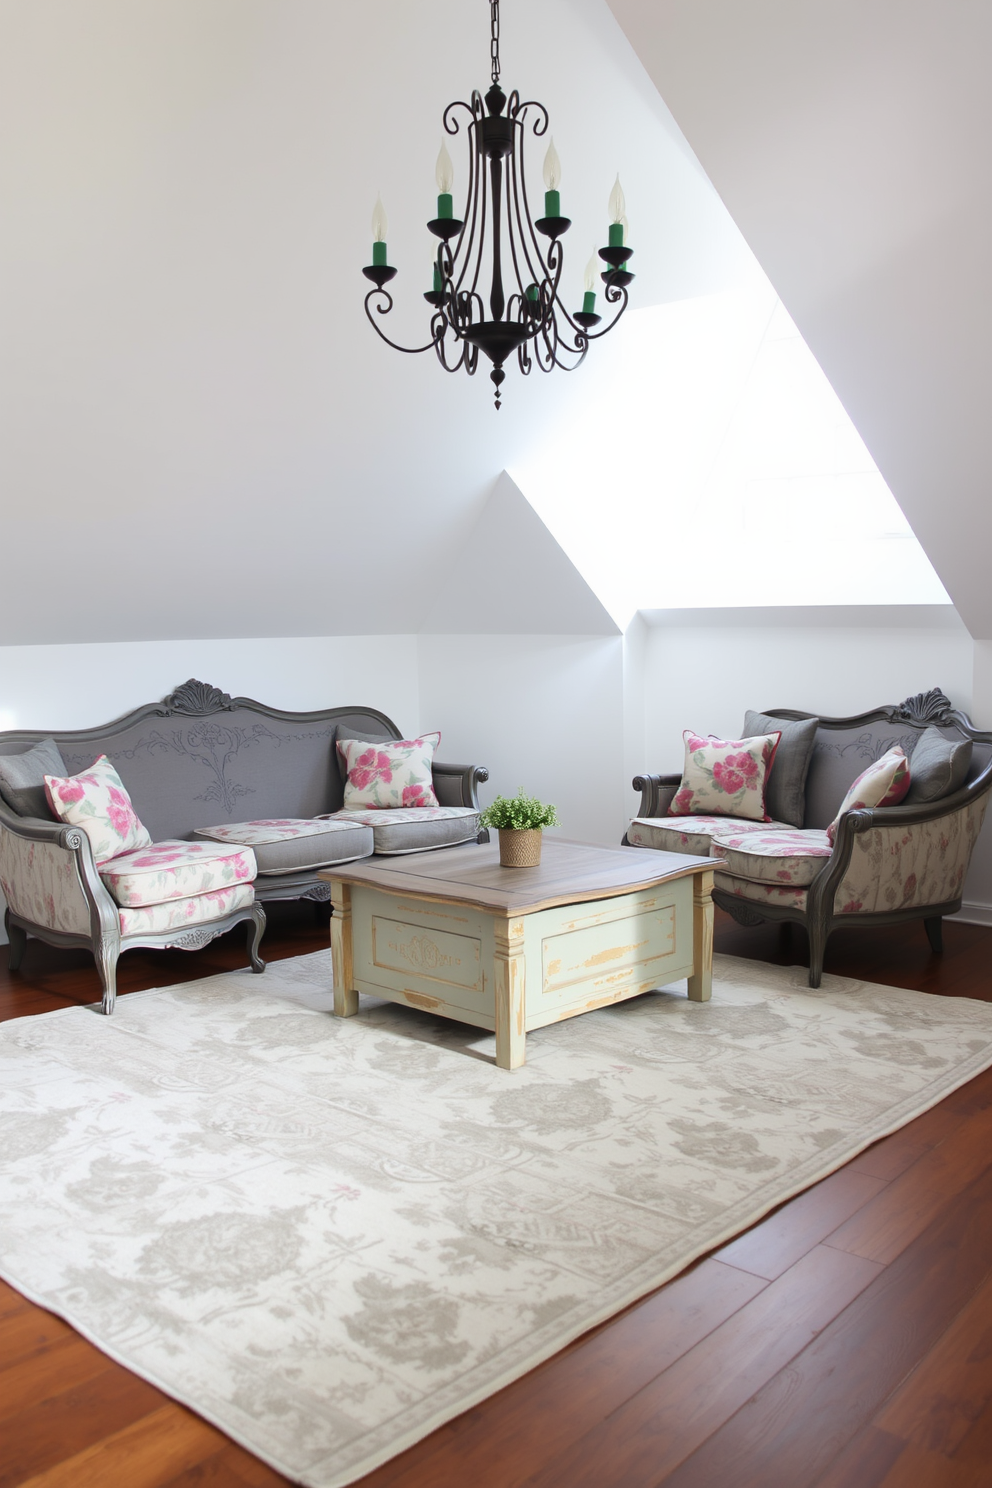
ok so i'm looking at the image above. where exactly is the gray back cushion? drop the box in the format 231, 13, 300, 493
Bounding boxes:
0, 737, 66, 819
802, 723, 924, 828
743, 711, 818, 828
905, 726, 973, 803
51, 707, 396, 843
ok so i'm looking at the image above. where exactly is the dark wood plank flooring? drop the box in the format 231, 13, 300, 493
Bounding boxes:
1, 904, 991, 1487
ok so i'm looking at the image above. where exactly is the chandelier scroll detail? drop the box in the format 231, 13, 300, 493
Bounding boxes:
361, 0, 635, 409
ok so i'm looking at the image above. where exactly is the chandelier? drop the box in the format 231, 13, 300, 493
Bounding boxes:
361, 0, 634, 410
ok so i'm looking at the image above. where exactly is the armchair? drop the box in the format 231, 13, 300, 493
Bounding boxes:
625, 690, 992, 987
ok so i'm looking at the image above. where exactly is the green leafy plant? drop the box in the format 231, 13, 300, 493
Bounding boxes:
479, 789, 560, 831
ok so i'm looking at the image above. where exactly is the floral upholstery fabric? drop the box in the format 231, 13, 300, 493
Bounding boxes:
0, 829, 91, 935
118, 882, 255, 938
330, 806, 479, 856
331, 807, 477, 827
194, 819, 358, 847
830, 795, 988, 915
714, 872, 809, 911
99, 840, 257, 908
627, 816, 784, 856
710, 827, 834, 886
44, 755, 151, 865
337, 733, 440, 810
669, 731, 780, 822
827, 746, 911, 843
193, 817, 374, 875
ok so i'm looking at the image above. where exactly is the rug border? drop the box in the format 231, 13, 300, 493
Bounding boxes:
3, 953, 992, 1488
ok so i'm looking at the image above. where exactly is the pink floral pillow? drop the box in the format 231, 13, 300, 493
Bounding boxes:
669, 731, 781, 822
44, 754, 152, 864
337, 732, 440, 810
826, 746, 911, 843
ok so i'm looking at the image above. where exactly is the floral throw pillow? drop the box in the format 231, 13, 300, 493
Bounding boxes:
337, 732, 440, 810
826, 746, 911, 843
44, 754, 152, 864
669, 731, 781, 822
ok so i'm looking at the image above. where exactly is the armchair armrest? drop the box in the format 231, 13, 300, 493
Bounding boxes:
807, 782, 992, 920
632, 773, 681, 820
0, 801, 117, 941
431, 761, 490, 810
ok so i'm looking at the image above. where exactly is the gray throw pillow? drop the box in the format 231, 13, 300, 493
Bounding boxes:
905, 726, 973, 804
743, 711, 819, 829
0, 737, 66, 819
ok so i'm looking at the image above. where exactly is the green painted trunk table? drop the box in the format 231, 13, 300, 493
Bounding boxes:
319, 839, 715, 1070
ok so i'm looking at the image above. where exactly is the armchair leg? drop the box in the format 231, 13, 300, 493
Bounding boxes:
94, 941, 119, 1015
807, 916, 829, 990
248, 904, 267, 974
924, 916, 944, 955
6, 914, 27, 973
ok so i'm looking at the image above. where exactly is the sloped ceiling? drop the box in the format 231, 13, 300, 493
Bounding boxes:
606, 0, 992, 637
0, 0, 749, 644
420, 471, 619, 634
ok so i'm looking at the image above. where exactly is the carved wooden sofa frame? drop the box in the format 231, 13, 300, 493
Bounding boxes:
0, 679, 488, 1014
626, 690, 992, 987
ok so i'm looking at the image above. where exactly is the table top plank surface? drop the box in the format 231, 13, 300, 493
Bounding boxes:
319, 838, 713, 916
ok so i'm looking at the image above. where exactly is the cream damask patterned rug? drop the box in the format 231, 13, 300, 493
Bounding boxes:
3, 951, 992, 1487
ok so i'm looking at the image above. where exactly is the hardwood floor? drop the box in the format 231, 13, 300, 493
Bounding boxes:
1, 904, 991, 1487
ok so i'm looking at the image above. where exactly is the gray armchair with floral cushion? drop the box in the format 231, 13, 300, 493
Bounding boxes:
625, 690, 992, 987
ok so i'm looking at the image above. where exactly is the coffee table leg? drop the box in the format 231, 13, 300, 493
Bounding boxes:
687, 868, 714, 1003
330, 881, 359, 1017
494, 917, 526, 1069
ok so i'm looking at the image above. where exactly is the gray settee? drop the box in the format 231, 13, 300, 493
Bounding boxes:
0, 678, 488, 1013
625, 689, 992, 987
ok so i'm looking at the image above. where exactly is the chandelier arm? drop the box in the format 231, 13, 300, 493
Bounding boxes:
450, 113, 482, 302
508, 115, 552, 304
364, 290, 438, 355
564, 282, 631, 342
510, 99, 550, 135
442, 98, 479, 137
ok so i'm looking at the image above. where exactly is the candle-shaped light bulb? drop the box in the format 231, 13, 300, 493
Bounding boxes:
371, 193, 388, 265
608, 175, 626, 247
435, 142, 454, 219
543, 137, 562, 218
582, 249, 598, 314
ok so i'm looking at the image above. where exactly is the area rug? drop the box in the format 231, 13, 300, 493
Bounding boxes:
3, 952, 992, 1486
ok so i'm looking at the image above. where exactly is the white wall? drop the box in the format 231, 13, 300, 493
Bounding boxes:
639, 606, 992, 918
417, 634, 628, 849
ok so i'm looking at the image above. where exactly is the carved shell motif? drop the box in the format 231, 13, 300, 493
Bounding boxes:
892, 688, 954, 726
161, 679, 235, 715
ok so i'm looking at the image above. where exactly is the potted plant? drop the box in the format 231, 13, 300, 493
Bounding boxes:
479, 789, 560, 867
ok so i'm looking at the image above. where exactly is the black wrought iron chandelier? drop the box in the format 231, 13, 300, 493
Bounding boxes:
362, 0, 634, 409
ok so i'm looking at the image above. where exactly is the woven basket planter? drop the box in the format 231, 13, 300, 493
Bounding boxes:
498, 828, 543, 868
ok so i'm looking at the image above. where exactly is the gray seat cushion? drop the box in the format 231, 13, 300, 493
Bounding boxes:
194, 818, 374, 874
0, 737, 66, 819
905, 726, 973, 804
628, 815, 788, 856
329, 807, 480, 856
743, 711, 819, 829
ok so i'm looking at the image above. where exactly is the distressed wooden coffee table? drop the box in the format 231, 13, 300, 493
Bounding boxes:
319, 839, 714, 1070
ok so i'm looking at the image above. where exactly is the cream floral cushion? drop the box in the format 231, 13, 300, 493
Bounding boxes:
628, 816, 781, 856
99, 840, 257, 908
669, 731, 781, 823
710, 827, 834, 886
117, 881, 255, 937
827, 746, 911, 843
337, 733, 440, 809
44, 755, 152, 865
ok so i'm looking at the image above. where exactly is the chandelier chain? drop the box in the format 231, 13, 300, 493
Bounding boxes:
490, 0, 500, 85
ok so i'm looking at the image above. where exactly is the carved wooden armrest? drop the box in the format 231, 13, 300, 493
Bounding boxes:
631, 773, 681, 820
431, 761, 490, 810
